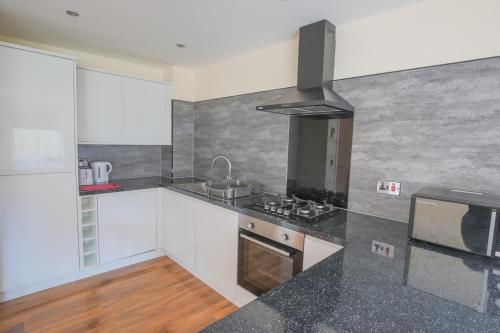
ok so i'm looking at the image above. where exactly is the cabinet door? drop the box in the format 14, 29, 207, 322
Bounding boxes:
123, 78, 166, 144
76, 69, 123, 142
164, 84, 172, 145
195, 201, 238, 299
161, 190, 196, 271
0, 173, 79, 292
98, 189, 157, 263
0, 45, 76, 175
303, 236, 343, 270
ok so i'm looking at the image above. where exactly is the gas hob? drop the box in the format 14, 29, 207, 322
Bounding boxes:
246, 193, 338, 223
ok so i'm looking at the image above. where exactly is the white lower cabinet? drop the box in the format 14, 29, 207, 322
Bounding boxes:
98, 189, 157, 264
195, 201, 238, 300
0, 173, 80, 293
161, 189, 196, 271
160, 189, 239, 303
303, 235, 343, 270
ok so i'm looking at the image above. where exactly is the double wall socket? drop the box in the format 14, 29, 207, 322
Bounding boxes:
372, 240, 395, 258
377, 180, 401, 196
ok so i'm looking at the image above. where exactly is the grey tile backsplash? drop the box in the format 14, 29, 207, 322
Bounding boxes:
193, 90, 292, 193
189, 56, 500, 222
172, 100, 194, 178
334, 57, 500, 222
78, 144, 172, 180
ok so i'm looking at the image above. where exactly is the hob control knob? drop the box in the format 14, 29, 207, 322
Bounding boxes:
281, 234, 289, 241
247, 223, 255, 229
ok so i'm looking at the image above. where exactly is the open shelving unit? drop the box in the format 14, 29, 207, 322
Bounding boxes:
79, 195, 99, 268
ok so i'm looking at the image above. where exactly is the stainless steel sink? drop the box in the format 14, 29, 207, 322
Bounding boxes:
174, 181, 209, 195
174, 179, 254, 200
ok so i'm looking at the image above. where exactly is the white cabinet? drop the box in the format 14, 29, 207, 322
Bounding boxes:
123, 78, 169, 144
303, 236, 343, 270
160, 190, 196, 271
76, 68, 172, 145
195, 201, 238, 299
0, 173, 80, 292
0, 43, 76, 175
98, 189, 157, 264
76, 69, 123, 142
159, 189, 239, 301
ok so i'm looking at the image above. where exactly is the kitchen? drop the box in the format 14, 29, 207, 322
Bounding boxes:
1, 0, 500, 332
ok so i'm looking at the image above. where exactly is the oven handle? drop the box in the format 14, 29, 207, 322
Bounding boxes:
240, 233, 292, 257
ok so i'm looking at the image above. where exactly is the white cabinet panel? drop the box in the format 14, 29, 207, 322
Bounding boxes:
160, 190, 196, 271
303, 236, 343, 270
0, 173, 79, 292
165, 84, 172, 146
0, 45, 76, 175
98, 189, 157, 264
76, 68, 171, 145
76, 69, 123, 142
195, 202, 238, 299
123, 79, 167, 143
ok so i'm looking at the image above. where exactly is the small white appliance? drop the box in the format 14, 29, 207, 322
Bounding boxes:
91, 161, 113, 184
79, 168, 94, 186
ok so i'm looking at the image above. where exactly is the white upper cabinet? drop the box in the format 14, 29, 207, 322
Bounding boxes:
0, 44, 76, 175
76, 68, 172, 145
77, 69, 123, 142
123, 79, 168, 143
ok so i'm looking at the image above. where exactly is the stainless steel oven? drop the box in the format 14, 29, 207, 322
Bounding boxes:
238, 215, 304, 296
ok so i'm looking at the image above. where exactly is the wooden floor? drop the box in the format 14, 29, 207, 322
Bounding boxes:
0, 257, 237, 333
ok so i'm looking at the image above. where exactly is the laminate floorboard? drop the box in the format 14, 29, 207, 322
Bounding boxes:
0, 257, 237, 333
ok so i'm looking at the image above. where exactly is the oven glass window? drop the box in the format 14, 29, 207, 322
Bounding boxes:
238, 232, 302, 296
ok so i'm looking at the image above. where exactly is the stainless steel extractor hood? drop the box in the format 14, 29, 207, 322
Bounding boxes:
256, 20, 354, 117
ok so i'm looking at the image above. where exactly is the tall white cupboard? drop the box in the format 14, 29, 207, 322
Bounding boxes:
0, 42, 79, 295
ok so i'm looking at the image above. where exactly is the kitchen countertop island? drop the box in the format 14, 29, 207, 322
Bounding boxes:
79, 176, 500, 332
203, 211, 500, 332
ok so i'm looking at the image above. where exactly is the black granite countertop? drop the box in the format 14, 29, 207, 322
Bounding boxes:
203, 211, 500, 332
78, 176, 205, 196
79, 176, 345, 243
79, 176, 500, 331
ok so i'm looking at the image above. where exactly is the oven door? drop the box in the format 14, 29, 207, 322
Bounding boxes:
238, 230, 303, 296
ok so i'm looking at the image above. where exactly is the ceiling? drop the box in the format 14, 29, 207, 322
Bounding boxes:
0, 0, 421, 69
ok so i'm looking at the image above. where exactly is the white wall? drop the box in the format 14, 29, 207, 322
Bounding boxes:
195, 39, 298, 101
195, 0, 500, 101
171, 66, 196, 102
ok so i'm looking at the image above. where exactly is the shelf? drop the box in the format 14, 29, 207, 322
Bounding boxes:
82, 211, 97, 226
83, 252, 97, 267
83, 238, 97, 254
82, 224, 97, 240
81, 196, 96, 211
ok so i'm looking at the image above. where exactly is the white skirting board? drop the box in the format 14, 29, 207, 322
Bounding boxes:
0, 249, 165, 302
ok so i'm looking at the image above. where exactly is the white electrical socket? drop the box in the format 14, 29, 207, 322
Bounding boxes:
372, 240, 395, 258
377, 180, 401, 196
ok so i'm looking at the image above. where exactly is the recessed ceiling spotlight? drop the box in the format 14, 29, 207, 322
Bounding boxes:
65, 10, 79, 17
176, 43, 186, 48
